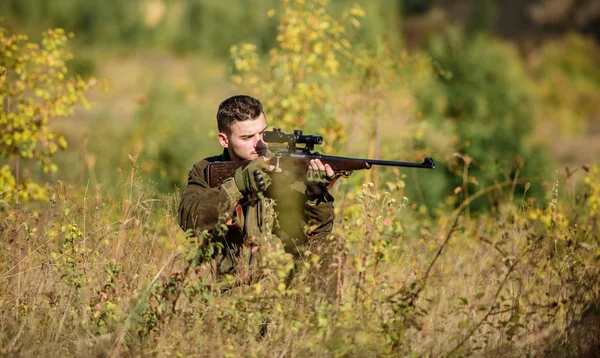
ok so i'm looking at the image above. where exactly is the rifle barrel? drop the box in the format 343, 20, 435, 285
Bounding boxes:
366, 157, 435, 169
309, 154, 435, 169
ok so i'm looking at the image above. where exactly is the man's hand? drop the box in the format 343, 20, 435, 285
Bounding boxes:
234, 157, 273, 194
305, 159, 334, 196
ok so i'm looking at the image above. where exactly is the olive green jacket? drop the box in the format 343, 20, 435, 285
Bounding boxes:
178, 150, 335, 277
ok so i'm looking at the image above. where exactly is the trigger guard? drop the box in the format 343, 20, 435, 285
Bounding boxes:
327, 171, 352, 189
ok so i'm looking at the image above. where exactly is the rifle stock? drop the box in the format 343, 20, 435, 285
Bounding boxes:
206, 161, 247, 188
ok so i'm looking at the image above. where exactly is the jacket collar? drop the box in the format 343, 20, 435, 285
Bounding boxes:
222, 148, 232, 161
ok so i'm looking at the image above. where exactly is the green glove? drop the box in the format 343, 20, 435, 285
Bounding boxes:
234, 158, 272, 194
305, 168, 332, 186
305, 168, 333, 198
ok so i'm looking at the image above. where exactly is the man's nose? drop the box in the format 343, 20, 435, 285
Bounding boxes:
255, 134, 265, 146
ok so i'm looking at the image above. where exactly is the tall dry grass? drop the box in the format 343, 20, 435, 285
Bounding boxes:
1, 163, 599, 357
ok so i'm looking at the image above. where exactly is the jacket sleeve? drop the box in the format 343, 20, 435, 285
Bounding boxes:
304, 189, 335, 239
178, 159, 243, 234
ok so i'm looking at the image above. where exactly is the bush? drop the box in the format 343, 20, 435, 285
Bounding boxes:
411, 27, 550, 212
529, 33, 600, 136
126, 78, 221, 193
0, 27, 92, 206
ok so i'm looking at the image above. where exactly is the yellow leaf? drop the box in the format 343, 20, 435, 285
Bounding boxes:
58, 136, 68, 149
350, 7, 366, 17
277, 283, 286, 294
313, 43, 323, 54
319, 21, 331, 30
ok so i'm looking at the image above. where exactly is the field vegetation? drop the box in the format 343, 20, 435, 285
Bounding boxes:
1, 0, 600, 356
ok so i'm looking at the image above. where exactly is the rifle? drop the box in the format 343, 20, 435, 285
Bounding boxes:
206, 128, 435, 188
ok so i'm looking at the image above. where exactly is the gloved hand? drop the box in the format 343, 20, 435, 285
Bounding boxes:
234, 158, 272, 194
305, 168, 332, 186
305, 159, 334, 197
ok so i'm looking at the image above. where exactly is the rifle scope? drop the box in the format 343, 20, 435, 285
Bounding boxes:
263, 128, 323, 147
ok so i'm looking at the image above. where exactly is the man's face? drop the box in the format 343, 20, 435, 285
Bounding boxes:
218, 113, 268, 161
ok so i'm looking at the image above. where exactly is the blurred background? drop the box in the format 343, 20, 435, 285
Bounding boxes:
1, 0, 599, 210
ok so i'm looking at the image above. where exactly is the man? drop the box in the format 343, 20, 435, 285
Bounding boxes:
178, 95, 336, 287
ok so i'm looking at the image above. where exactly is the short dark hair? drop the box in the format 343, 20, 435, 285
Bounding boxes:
217, 95, 264, 134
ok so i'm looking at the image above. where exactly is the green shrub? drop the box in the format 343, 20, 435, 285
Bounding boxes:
411, 27, 550, 211
529, 33, 600, 136
0, 27, 92, 205
124, 79, 220, 193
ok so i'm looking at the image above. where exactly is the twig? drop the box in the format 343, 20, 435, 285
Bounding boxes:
83, 180, 89, 258
1, 236, 56, 279
53, 290, 73, 343
385, 206, 464, 301
335, 234, 343, 311
2, 220, 122, 279
109, 252, 179, 357
115, 155, 137, 261
6, 267, 46, 353
385, 178, 537, 302
442, 248, 528, 358
49, 182, 100, 223
422, 205, 465, 288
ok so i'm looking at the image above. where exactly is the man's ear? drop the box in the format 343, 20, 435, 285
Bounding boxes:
217, 132, 229, 148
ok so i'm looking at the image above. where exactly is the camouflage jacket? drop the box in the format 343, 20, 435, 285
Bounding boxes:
178, 149, 335, 277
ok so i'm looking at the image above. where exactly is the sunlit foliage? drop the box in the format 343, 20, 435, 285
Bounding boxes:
529, 33, 600, 136
412, 27, 550, 211
0, 27, 92, 205
1, 2, 599, 357
231, 0, 366, 146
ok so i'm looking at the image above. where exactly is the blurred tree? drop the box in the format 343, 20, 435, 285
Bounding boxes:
465, 0, 497, 36
0, 0, 146, 47
331, 0, 403, 49
529, 0, 600, 37
230, 0, 366, 150
0, 0, 281, 56
340, 40, 402, 189
529, 33, 600, 136
412, 27, 549, 211
0, 28, 92, 206
123, 78, 217, 193
400, 0, 435, 16
171, 0, 280, 56
0, 0, 407, 57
